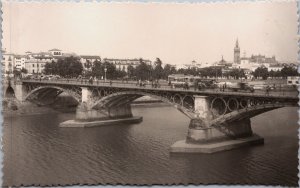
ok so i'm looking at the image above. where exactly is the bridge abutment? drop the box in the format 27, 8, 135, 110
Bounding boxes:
171, 95, 264, 153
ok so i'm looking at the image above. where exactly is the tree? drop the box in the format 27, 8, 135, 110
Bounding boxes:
280, 66, 298, 78
199, 67, 222, 78
224, 68, 245, 79
127, 65, 136, 79
163, 64, 177, 79
44, 60, 57, 75
13, 69, 21, 77
21, 68, 28, 74
135, 59, 152, 80
103, 61, 118, 79
253, 66, 269, 80
91, 60, 103, 77
153, 58, 164, 80
44, 56, 83, 78
84, 60, 93, 70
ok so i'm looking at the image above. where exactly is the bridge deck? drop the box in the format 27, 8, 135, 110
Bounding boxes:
20, 79, 298, 100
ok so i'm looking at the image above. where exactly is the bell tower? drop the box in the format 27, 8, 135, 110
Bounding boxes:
234, 39, 240, 64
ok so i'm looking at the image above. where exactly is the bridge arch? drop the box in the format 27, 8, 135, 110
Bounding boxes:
91, 90, 195, 118
24, 86, 81, 105
211, 102, 297, 126
4, 85, 15, 98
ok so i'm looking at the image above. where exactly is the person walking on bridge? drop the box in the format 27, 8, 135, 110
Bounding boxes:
266, 85, 270, 96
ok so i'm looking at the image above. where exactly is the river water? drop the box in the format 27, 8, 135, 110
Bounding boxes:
2, 104, 299, 186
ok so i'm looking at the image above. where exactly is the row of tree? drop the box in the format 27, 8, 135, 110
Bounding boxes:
26, 56, 299, 80
44, 57, 178, 80
252, 66, 299, 80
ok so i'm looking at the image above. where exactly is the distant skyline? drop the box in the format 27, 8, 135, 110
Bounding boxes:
3, 1, 298, 65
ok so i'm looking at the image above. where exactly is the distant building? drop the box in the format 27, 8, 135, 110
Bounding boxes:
267, 64, 283, 72
14, 55, 27, 70
2, 53, 15, 75
182, 60, 202, 69
103, 58, 152, 72
249, 54, 278, 65
80, 55, 101, 70
48, 48, 63, 57
217, 56, 232, 67
234, 39, 240, 64
22, 49, 81, 74
25, 58, 52, 74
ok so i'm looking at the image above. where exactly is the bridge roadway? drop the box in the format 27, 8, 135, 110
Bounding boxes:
20, 78, 298, 100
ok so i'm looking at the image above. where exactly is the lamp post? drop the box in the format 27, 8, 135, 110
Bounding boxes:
104, 65, 107, 82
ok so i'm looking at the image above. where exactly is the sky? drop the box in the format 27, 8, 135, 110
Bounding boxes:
2, 1, 298, 65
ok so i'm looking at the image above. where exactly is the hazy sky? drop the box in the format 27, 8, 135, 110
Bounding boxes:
2, 1, 298, 65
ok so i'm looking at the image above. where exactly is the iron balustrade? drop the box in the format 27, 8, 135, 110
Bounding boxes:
19, 78, 298, 99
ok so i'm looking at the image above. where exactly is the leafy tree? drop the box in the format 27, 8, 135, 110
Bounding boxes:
224, 68, 245, 79
44, 56, 83, 78
127, 65, 136, 79
153, 58, 164, 79
103, 61, 118, 79
163, 64, 176, 79
91, 60, 103, 77
199, 67, 222, 78
21, 68, 28, 74
84, 60, 93, 70
44, 60, 56, 75
135, 59, 152, 80
253, 66, 269, 80
280, 66, 298, 78
13, 69, 21, 77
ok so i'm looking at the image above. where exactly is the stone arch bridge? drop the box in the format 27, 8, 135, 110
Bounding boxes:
7, 79, 299, 153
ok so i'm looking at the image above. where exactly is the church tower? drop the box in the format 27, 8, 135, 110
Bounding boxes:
234, 39, 240, 64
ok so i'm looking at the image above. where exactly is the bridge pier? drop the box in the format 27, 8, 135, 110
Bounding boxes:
75, 103, 134, 121
60, 87, 142, 127
171, 96, 264, 153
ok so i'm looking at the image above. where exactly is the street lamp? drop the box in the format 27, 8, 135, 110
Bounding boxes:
104, 65, 107, 82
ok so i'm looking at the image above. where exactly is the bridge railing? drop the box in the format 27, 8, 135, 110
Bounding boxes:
20, 78, 298, 98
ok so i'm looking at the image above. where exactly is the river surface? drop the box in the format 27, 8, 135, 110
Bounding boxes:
2, 104, 299, 186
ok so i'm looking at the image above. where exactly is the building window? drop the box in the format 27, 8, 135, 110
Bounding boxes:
32, 64, 35, 67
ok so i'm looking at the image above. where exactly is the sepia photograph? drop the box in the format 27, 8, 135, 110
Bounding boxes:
2, 1, 299, 186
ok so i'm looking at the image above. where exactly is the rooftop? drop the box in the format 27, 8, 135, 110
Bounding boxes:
80, 55, 101, 59
48, 48, 62, 51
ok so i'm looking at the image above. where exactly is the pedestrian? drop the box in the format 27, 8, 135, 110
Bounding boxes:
193, 81, 197, 91
266, 85, 270, 96
110, 80, 112, 86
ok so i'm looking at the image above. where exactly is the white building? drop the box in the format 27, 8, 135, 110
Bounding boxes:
268, 64, 283, 72
25, 58, 52, 74
1, 49, 15, 77
103, 58, 152, 72
14, 55, 27, 70
48, 48, 63, 57
80, 55, 101, 70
